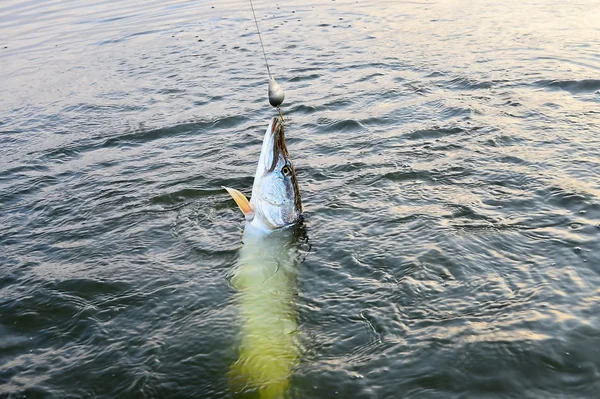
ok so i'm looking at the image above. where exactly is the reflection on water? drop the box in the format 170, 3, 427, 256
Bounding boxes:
1, 0, 600, 398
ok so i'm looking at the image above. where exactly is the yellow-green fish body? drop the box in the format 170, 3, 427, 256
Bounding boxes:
224, 116, 303, 398
229, 226, 299, 398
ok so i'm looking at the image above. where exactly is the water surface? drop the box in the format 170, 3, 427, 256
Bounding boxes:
1, 0, 600, 398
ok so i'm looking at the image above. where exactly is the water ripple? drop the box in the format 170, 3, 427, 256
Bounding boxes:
2, 0, 600, 398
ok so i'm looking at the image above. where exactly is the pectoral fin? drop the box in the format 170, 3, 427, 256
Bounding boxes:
223, 186, 254, 221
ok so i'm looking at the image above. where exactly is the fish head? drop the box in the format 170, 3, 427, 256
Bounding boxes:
223, 117, 302, 232
250, 117, 302, 230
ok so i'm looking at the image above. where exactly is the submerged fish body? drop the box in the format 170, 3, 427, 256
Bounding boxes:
224, 117, 303, 398
229, 226, 300, 398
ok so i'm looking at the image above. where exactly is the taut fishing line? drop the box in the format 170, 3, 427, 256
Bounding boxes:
247, 0, 285, 112
248, 0, 271, 78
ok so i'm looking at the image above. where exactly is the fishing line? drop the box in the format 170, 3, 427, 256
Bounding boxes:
247, 0, 286, 112
248, 0, 272, 78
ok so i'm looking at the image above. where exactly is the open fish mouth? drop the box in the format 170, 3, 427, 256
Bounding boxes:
268, 117, 302, 215
223, 116, 302, 230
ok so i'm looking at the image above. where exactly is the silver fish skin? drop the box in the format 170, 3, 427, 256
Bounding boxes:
223, 117, 304, 398
224, 116, 302, 233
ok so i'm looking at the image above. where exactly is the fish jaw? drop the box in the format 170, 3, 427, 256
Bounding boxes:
249, 117, 302, 230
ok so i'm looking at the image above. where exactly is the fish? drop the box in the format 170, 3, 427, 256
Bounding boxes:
223, 116, 303, 398
223, 116, 301, 232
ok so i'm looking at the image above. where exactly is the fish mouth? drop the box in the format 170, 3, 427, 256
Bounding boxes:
268, 117, 288, 172
268, 117, 303, 215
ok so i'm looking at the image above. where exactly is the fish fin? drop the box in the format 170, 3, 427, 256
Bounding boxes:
223, 186, 254, 221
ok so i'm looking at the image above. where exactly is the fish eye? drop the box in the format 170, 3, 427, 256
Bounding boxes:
281, 165, 291, 176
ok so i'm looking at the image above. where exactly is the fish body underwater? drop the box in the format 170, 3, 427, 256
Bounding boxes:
224, 116, 303, 398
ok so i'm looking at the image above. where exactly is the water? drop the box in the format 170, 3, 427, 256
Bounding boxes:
1, 0, 600, 397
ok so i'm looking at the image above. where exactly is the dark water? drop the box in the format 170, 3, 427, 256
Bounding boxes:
2, 0, 600, 397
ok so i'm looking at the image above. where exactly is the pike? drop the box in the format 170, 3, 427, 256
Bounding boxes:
223, 116, 303, 398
